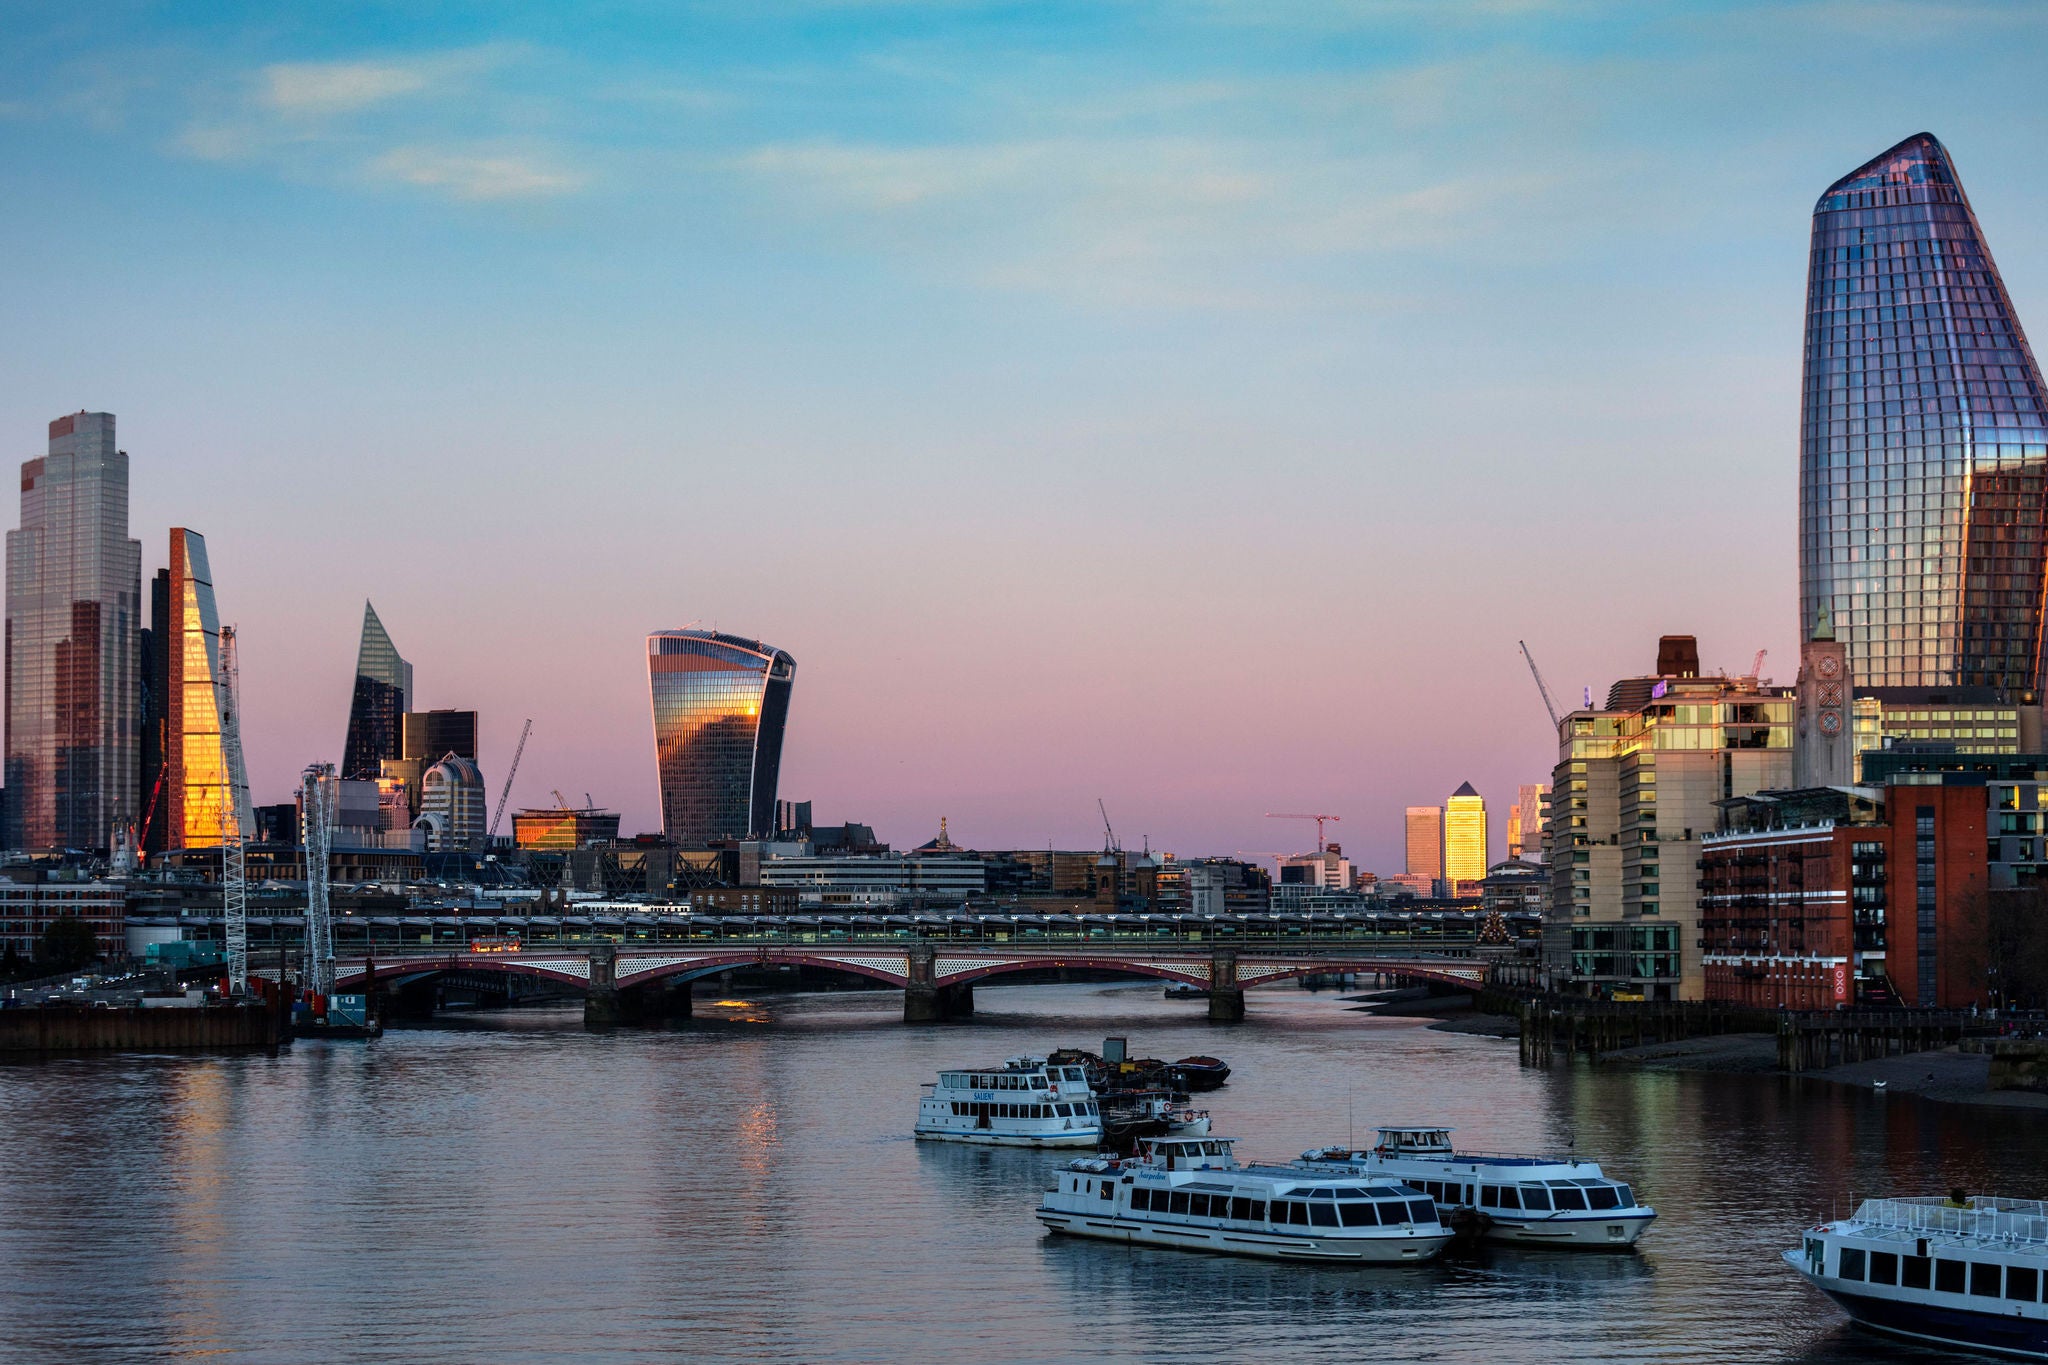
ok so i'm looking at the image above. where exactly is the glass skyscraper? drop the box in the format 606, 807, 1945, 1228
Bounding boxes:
647, 630, 795, 847
341, 601, 411, 780
1443, 782, 1487, 897
4, 412, 142, 851
165, 528, 230, 848
1800, 132, 2048, 691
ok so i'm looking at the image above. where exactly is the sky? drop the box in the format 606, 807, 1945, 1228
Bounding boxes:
2, 0, 2046, 873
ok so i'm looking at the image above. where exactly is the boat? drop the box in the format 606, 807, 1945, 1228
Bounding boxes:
1173, 1055, 1230, 1090
1097, 1089, 1212, 1147
1036, 1135, 1454, 1263
1294, 1126, 1655, 1248
915, 1057, 1104, 1147
1163, 984, 1207, 1000
1788, 1194, 2048, 1359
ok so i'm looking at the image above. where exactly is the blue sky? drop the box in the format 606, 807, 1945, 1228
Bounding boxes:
2, 0, 2046, 868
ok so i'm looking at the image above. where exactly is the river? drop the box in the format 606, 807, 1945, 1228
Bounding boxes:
1, 982, 2039, 1363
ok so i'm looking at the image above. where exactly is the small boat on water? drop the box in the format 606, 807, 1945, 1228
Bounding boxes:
1098, 1090, 1211, 1147
1173, 1055, 1230, 1090
1294, 1126, 1655, 1248
1788, 1193, 2048, 1359
1163, 984, 1207, 1000
1036, 1135, 1453, 1264
915, 1057, 1104, 1147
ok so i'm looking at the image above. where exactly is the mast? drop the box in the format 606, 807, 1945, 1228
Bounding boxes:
219, 626, 253, 992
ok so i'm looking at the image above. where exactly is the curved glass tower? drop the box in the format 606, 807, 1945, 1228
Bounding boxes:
1800, 132, 2048, 691
647, 630, 794, 846
341, 601, 410, 780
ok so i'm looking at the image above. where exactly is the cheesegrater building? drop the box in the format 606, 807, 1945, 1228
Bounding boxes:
646, 630, 794, 847
1799, 132, 2048, 692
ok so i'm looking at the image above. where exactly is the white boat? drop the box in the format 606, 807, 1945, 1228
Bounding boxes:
915, 1057, 1104, 1147
1036, 1135, 1454, 1263
1788, 1195, 2048, 1359
1294, 1126, 1656, 1248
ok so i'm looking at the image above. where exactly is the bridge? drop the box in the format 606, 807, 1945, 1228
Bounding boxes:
319, 918, 1502, 1025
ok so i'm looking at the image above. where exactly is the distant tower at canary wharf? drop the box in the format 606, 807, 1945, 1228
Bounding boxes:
341, 601, 410, 780
1799, 132, 2048, 691
4, 412, 142, 852
647, 630, 795, 847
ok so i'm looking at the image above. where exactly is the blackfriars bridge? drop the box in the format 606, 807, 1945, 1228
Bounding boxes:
317, 918, 1502, 1025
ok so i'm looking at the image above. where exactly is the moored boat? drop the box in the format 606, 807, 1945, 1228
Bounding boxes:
915, 1057, 1104, 1147
1036, 1136, 1453, 1263
1294, 1126, 1655, 1248
1173, 1055, 1231, 1090
1788, 1194, 2048, 1359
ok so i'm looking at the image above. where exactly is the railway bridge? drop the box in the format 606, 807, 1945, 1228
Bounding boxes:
331, 936, 1494, 1025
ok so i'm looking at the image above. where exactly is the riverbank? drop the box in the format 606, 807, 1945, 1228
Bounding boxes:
1338, 987, 1521, 1038
1598, 1034, 2048, 1110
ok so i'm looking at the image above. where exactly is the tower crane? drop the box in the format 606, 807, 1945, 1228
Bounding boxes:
218, 626, 254, 992
1519, 640, 1562, 729
301, 762, 335, 997
487, 718, 533, 848
1097, 798, 1119, 853
1265, 812, 1341, 854
1751, 649, 1768, 679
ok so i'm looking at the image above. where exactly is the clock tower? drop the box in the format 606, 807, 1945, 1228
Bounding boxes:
1794, 603, 1853, 789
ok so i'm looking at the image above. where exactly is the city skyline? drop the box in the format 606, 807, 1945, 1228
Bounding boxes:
4, 6, 2048, 869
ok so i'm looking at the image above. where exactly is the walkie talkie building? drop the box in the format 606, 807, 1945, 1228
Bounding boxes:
647, 630, 795, 847
1799, 133, 2048, 691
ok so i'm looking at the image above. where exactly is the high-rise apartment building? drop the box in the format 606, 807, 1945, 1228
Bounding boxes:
341, 601, 410, 780
3, 412, 142, 851
1403, 806, 1443, 888
1508, 783, 1549, 859
1799, 132, 2048, 692
1443, 782, 1487, 897
163, 529, 231, 848
647, 630, 795, 847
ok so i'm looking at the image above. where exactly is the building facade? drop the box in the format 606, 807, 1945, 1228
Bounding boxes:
416, 755, 486, 852
341, 601, 410, 780
754, 853, 987, 907
1444, 783, 1487, 897
1404, 806, 1443, 889
512, 807, 623, 851
0, 880, 127, 962
1508, 783, 1548, 860
164, 529, 231, 849
646, 630, 794, 846
4, 412, 142, 852
1799, 132, 2048, 693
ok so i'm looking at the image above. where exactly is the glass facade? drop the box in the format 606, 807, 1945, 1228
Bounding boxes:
1443, 782, 1487, 895
3, 413, 142, 851
647, 630, 795, 846
1800, 133, 2048, 690
341, 601, 411, 780
165, 529, 231, 848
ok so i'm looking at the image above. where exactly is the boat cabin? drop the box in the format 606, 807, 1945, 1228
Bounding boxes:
1140, 1137, 1240, 1172
1374, 1127, 1455, 1156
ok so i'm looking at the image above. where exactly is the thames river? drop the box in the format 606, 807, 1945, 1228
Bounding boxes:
1, 982, 2039, 1364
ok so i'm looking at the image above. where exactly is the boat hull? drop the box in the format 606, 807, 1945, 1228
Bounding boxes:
1789, 1255, 2048, 1360
1037, 1209, 1451, 1264
915, 1128, 1102, 1148
1478, 1210, 1656, 1248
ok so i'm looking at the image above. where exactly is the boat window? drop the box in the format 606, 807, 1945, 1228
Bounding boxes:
2007, 1266, 2039, 1302
1868, 1251, 1898, 1286
1838, 1248, 1865, 1281
1338, 1202, 1378, 1228
1189, 1195, 1210, 1217
1614, 1185, 1634, 1208
1552, 1188, 1588, 1211
1309, 1203, 1338, 1228
1407, 1200, 1432, 1223
1584, 1186, 1620, 1211
1230, 1197, 1254, 1221
1478, 1186, 1498, 1208
1170, 1192, 1191, 1215
1130, 1189, 1149, 1211
1521, 1186, 1551, 1211
1100, 1182, 1114, 1202
1249, 1200, 1266, 1222
1203, 1142, 1226, 1157
1902, 1255, 1932, 1290
1971, 1263, 2002, 1298
1290, 1202, 1311, 1227
1498, 1186, 1522, 1210
1935, 1259, 1966, 1294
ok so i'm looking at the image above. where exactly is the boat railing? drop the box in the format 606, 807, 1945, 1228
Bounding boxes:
1359, 1147, 1598, 1168
1854, 1198, 2048, 1245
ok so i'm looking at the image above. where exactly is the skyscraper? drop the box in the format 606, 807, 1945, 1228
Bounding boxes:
3, 412, 142, 851
647, 630, 795, 846
1443, 782, 1487, 897
1403, 806, 1443, 886
341, 601, 410, 780
1510, 783, 1549, 859
1799, 133, 2048, 691
164, 529, 231, 848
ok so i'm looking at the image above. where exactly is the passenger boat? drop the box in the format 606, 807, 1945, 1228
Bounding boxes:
1294, 1126, 1655, 1248
915, 1058, 1104, 1147
1788, 1194, 2048, 1359
1036, 1135, 1453, 1263
1098, 1090, 1211, 1147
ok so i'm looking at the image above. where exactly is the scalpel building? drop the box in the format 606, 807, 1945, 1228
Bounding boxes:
647, 630, 795, 847
1799, 132, 2048, 692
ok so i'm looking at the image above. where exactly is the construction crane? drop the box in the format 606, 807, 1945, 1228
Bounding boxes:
1519, 640, 1562, 729
301, 762, 335, 997
1751, 649, 1768, 679
218, 627, 254, 992
487, 718, 533, 846
552, 789, 572, 810
1265, 812, 1341, 853
1097, 798, 1119, 853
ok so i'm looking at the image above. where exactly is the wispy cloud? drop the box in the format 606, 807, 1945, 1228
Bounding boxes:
371, 145, 584, 200
258, 60, 434, 115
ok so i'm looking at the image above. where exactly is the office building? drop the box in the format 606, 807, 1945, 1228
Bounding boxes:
4, 412, 142, 852
513, 806, 622, 851
1508, 783, 1548, 859
1444, 782, 1487, 897
1799, 133, 2048, 693
646, 630, 795, 846
0, 880, 127, 962
416, 754, 486, 851
1404, 806, 1443, 889
161, 529, 235, 849
382, 708, 480, 815
138, 567, 168, 852
755, 853, 987, 908
341, 601, 410, 780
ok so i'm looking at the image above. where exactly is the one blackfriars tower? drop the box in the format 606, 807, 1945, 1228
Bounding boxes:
646, 630, 794, 847
1799, 132, 2048, 691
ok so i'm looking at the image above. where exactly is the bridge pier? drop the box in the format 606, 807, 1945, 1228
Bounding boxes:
1208, 950, 1245, 1023
903, 947, 974, 1022
585, 945, 622, 1030
620, 977, 694, 1025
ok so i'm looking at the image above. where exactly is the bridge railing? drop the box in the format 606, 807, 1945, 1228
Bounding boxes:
326, 931, 1483, 960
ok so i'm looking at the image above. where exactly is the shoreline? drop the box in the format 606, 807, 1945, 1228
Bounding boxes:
1596, 1034, 2048, 1111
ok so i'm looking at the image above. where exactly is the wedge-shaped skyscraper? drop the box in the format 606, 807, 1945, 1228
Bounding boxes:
1799, 132, 2048, 691
165, 528, 231, 848
341, 601, 411, 780
647, 630, 794, 846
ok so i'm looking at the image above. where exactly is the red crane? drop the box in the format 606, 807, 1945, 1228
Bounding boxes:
1265, 812, 1341, 854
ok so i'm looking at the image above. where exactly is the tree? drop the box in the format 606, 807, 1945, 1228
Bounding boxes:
34, 916, 99, 974
1988, 888, 2048, 1013
0, 944, 22, 982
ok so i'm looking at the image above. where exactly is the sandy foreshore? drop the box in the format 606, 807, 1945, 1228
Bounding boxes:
1596, 1034, 2048, 1110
